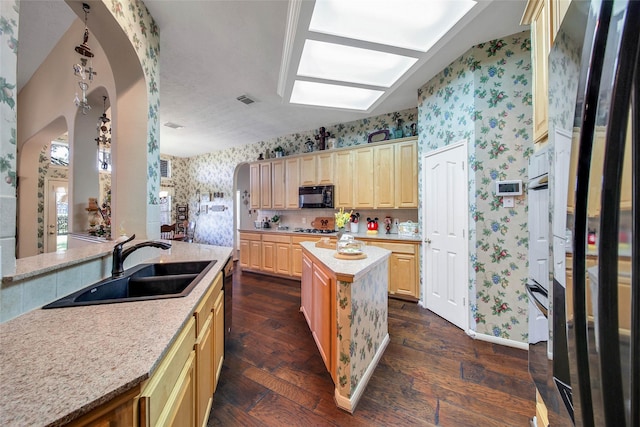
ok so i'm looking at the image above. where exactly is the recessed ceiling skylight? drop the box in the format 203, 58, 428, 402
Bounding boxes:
297, 40, 418, 87
309, 0, 477, 52
290, 81, 384, 110
278, 0, 478, 111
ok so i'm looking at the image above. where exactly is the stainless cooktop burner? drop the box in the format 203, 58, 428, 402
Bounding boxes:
293, 228, 335, 234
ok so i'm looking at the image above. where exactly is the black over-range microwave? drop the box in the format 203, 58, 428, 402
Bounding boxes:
298, 185, 334, 208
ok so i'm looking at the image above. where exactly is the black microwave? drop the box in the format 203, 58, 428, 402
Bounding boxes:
298, 185, 334, 209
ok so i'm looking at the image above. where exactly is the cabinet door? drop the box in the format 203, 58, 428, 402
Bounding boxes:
271, 159, 286, 209
300, 156, 316, 186
261, 241, 276, 272
531, 0, 549, 143
239, 239, 250, 268
301, 253, 313, 326
249, 163, 261, 209
158, 351, 196, 427
353, 147, 374, 208
316, 152, 334, 184
292, 244, 303, 278
285, 157, 300, 209
395, 140, 418, 207
375, 145, 395, 208
275, 243, 291, 275
249, 240, 261, 270
195, 313, 214, 427
260, 162, 272, 209
390, 253, 418, 298
334, 151, 353, 208
312, 264, 332, 372
213, 291, 224, 390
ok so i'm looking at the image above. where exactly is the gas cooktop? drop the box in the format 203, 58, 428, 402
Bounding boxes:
293, 228, 336, 234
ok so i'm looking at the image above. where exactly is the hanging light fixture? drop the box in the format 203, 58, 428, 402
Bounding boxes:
73, 3, 97, 114
95, 96, 111, 170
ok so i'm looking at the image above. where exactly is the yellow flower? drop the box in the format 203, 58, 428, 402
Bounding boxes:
335, 207, 352, 229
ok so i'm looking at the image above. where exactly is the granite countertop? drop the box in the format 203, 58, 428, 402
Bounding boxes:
300, 241, 390, 282
239, 227, 422, 243
0, 241, 232, 427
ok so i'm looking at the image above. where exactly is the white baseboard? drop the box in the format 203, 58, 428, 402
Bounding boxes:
334, 333, 390, 413
466, 329, 528, 350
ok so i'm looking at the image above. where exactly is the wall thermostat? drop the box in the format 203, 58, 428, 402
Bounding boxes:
495, 180, 523, 196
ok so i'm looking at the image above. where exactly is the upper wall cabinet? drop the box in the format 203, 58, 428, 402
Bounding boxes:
522, 0, 571, 146
300, 153, 334, 186
249, 137, 418, 211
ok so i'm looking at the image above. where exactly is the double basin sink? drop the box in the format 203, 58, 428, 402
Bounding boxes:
43, 260, 216, 309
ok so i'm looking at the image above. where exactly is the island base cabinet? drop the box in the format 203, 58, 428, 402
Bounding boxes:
312, 263, 332, 374
139, 318, 196, 427
301, 252, 313, 324
213, 290, 225, 389
67, 386, 139, 427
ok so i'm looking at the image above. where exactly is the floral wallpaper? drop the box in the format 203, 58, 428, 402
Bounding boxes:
166, 108, 416, 246
0, 1, 18, 194
104, 0, 160, 206
335, 259, 388, 400
418, 32, 533, 343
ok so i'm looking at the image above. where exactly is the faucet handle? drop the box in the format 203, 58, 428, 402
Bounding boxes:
115, 234, 135, 249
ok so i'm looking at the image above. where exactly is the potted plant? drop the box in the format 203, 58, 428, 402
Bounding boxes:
274, 146, 285, 157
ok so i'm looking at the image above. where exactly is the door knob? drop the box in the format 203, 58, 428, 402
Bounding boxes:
425, 238, 431, 244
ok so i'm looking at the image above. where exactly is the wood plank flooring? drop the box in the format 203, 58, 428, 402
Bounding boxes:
208, 266, 535, 426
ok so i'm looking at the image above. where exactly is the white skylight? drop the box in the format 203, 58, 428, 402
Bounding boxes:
278, 0, 478, 111
290, 81, 384, 110
309, 0, 477, 52
297, 40, 418, 87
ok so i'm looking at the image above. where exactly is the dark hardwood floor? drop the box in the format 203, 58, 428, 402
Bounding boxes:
208, 265, 535, 426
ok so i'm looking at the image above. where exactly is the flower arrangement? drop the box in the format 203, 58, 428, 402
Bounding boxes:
335, 207, 352, 229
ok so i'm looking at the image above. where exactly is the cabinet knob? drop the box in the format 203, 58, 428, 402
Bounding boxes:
425, 238, 431, 244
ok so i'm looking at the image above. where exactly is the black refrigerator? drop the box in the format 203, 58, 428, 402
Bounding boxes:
548, 0, 639, 425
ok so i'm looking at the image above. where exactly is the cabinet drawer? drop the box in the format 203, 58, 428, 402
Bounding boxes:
292, 235, 321, 245
262, 234, 291, 244
194, 272, 222, 337
239, 232, 261, 241
366, 241, 417, 254
139, 317, 196, 427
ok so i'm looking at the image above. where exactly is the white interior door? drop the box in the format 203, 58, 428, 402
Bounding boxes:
423, 140, 469, 330
45, 179, 68, 253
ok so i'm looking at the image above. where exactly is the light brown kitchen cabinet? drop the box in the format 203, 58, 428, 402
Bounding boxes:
213, 289, 225, 389
261, 240, 276, 273
139, 317, 197, 427
285, 157, 300, 209
276, 241, 291, 275
292, 235, 321, 278
375, 144, 395, 208
353, 147, 375, 208
271, 159, 286, 209
300, 155, 317, 186
395, 139, 418, 208
365, 240, 419, 299
249, 163, 260, 209
312, 262, 332, 372
239, 232, 261, 270
260, 162, 272, 209
301, 252, 313, 325
194, 282, 216, 427
333, 150, 353, 208
316, 152, 334, 184
66, 387, 138, 427
522, 0, 550, 144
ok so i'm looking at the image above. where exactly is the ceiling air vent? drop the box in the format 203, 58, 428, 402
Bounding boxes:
160, 159, 170, 178
236, 94, 255, 105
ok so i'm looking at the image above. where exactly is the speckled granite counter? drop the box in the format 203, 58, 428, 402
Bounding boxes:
299, 241, 391, 282
239, 227, 422, 243
0, 241, 232, 426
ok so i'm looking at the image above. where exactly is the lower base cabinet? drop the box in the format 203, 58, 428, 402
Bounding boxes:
366, 240, 420, 299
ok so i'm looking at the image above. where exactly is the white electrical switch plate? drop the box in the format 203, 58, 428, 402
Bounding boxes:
502, 196, 515, 208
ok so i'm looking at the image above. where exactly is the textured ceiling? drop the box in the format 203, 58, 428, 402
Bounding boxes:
17, 0, 528, 158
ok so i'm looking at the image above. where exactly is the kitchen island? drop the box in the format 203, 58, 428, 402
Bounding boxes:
0, 241, 232, 426
300, 241, 390, 412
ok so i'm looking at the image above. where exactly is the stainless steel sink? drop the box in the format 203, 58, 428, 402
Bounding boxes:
43, 260, 216, 309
